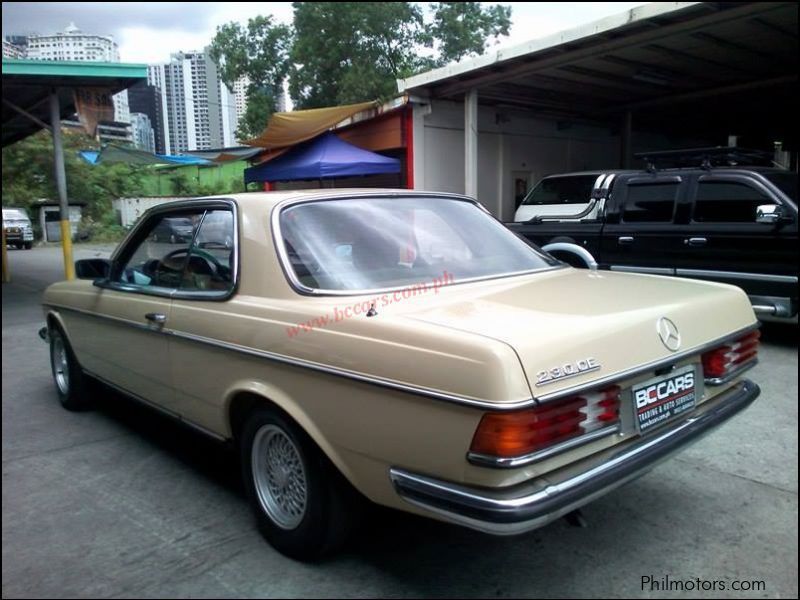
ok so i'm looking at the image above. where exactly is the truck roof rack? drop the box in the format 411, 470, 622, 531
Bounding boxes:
635, 147, 775, 171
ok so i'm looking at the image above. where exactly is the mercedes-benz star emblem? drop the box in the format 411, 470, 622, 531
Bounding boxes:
657, 317, 681, 352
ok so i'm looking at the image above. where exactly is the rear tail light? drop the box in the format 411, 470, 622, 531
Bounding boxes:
701, 330, 760, 382
470, 385, 620, 459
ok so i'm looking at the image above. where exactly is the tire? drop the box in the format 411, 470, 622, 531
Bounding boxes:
24, 241, 33, 250
241, 407, 359, 560
49, 325, 93, 411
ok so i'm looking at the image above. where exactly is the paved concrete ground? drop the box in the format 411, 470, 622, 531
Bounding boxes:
3, 245, 798, 598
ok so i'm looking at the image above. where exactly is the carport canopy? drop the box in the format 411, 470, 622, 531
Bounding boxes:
398, 1, 798, 192
1, 59, 147, 281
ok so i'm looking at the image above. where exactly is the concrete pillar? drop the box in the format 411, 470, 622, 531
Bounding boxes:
464, 89, 478, 198
49, 89, 75, 280
496, 134, 505, 219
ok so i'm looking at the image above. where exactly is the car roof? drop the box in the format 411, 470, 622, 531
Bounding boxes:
193, 188, 473, 211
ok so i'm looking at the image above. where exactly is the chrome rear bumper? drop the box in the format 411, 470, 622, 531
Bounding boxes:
390, 379, 759, 535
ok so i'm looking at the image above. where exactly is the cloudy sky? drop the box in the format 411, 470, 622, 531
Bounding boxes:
2, 2, 643, 64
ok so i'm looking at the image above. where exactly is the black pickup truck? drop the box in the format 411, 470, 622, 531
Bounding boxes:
507, 150, 798, 321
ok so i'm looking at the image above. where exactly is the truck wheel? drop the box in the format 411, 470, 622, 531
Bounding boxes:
241, 407, 359, 560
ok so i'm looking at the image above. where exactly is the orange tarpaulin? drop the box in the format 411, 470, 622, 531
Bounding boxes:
244, 100, 378, 149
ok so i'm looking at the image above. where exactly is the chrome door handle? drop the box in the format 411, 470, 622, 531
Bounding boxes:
685, 237, 707, 247
145, 312, 167, 324
618, 236, 634, 245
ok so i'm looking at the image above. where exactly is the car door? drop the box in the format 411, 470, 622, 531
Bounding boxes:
599, 175, 687, 274
165, 203, 239, 433
675, 173, 798, 308
84, 205, 207, 410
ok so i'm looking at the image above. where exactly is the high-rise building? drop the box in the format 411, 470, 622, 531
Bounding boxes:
147, 65, 172, 155
232, 76, 286, 142
128, 80, 167, 154
130, 113, 155, 153
22, 22, 130, 124
232, 76, 250, 142
2, 38, 26, 58
149, 47, 237, 153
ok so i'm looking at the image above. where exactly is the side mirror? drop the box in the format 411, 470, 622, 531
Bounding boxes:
756, 204, 786, 225
75, 258, 111, 280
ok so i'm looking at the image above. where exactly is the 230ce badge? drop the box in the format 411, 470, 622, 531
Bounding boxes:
536, 357, 601, 386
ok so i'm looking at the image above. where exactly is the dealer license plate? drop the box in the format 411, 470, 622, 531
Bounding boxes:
633, 364, 697, 434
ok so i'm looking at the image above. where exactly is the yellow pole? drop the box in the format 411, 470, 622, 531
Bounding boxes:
60, 220, 75, 280
1, 216, 9, 283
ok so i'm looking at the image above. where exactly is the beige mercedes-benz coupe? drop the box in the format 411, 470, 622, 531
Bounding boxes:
41, 190, 761, 560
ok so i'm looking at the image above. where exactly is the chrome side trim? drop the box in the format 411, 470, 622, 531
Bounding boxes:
610, 265, 675, 276
270, 192, 563, 297
44, 303, 167, 335
704, 358, 758, 386
167, 328, 535, 411
84, 369, 227, 442
49, 302, 533, 410
49, 304, 760, 411
391, 380, 759, 536
675, 269, 798, 284
468, 424, 620, 468
536, 323, 760, 404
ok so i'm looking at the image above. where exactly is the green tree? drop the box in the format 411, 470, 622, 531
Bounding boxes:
209, 16, 292, 140
290, 2, 427, 108
289, 2, 512, 109
1, 130, 145, 220
428, 2, 512, 65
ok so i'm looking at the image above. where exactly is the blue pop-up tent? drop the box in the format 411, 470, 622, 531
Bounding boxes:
244, 132, 400, 184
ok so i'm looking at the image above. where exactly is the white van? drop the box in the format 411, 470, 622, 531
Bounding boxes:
513, 172, 610, 222
2, 207, 34, 249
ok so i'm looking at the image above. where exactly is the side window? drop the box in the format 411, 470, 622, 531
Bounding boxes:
623, 182, 679, 222
693, 181, 774, 223
117, 210, 203, 290
178, 209, 235, 293
522, 176, 596, 206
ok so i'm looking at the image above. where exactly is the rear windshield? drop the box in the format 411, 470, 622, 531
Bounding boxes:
764, 172, 798, 202
520, 175, 597, 206
278, 196, 558, 292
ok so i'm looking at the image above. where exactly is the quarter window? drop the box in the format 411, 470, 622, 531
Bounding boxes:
117, 211, 203, 290
623, 182, 679, 222
178, 209, 235, 293
694, 181, 773, 223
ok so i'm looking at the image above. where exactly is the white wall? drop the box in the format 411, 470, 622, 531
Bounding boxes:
414, 99, 620, 220
113, 197, 186, 228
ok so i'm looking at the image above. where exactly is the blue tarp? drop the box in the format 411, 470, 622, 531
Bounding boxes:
79, 145, 212, 166
243, 132, 400, 183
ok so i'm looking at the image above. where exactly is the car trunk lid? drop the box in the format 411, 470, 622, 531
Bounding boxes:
401, 268, 756, 399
